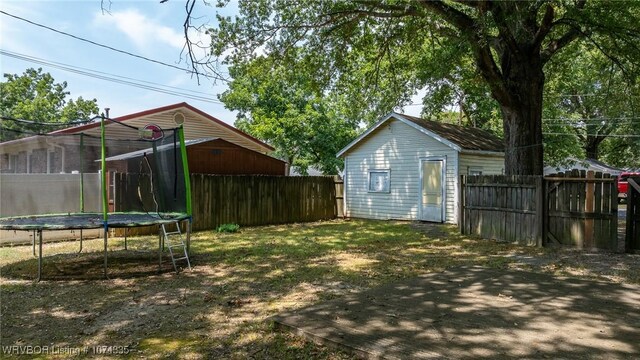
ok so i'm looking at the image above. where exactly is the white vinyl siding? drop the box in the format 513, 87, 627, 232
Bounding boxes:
344, 118, 458, 223
459, 154, 505, 176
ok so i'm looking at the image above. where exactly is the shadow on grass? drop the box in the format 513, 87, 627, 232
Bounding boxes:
1, 250, 179, 280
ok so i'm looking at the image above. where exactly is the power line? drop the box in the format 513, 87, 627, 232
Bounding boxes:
1, 50, 225, 105
544, 121, 640, 126
543, 117, 640, 121
0, 115, 99, 126
545, 93, 640, 98
0, 10, 226, 81
544, 132, 640, 138
2, 50, 218, 98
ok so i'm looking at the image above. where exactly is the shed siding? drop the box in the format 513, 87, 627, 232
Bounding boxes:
458, 154, 505, 175
344, 118, 458, 223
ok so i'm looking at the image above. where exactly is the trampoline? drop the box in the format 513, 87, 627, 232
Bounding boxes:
0, 212, 190, 230
0, 113, 193, 281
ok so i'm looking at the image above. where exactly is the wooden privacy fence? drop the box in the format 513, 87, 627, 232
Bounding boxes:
460, 170, 620, 251
626, 177, 640, 252
545, 170, 617, 250
114, 174, 341, 235
190, 175, 337, 231
459, 175, 542, 246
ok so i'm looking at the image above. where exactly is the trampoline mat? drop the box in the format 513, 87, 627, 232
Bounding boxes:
0, 212, 189, 230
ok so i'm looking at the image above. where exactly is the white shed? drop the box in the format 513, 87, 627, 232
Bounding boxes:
337, 112, 505, 224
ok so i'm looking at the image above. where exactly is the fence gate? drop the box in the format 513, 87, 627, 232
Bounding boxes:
545, 170, 618, 250
626, 177, 640, 252
459, 175, 542, 246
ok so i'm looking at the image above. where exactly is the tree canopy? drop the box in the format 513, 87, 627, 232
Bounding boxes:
0, 68, 100, 141
198, 0, 640, 175
542, 43, 640, 167
219, 55, 358, 175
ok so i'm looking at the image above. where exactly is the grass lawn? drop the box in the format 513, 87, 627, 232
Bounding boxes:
1, 219, 638, 359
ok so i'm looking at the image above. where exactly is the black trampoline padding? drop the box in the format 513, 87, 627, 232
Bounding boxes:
0, 212, 189, 230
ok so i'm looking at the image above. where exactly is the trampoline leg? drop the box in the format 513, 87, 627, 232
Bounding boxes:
78, 229, 83, 253
160, 225, 165, 251
32, 230, 36, 257
37, 230, 42, 282
186, 220, 191, 256
158, 228, 162, 273
103, 228, 108, 279
124, 228, 128, 251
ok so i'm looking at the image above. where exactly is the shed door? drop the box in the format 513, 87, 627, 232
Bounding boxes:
420, 159, 444, 222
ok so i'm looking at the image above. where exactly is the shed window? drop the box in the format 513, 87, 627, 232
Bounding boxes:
368, 170, 390, 192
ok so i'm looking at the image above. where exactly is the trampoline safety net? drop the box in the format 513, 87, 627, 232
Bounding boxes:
0, 116, 191, 230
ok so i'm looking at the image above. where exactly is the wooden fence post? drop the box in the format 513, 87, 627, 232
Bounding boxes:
610, 174, 619, 251
333, 175, 344, 218
536, 176, 544, 248
627, 177, 640, 253
585, 170, 595, 249
459, 175, 465, 234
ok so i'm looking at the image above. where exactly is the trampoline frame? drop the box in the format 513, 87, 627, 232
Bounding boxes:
0, 116, 193, 281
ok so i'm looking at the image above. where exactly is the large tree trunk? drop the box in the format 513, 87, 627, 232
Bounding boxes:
494, 54, 545, 176
585, 134, 607, 160
585, 141, 599, 160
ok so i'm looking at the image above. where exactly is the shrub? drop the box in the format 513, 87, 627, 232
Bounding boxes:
216, 223, 240, 233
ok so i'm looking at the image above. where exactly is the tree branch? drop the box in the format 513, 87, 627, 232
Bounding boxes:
541, 26, 583, 63
415, 0, 475, 32
415, 1, 509, 104
532, 5, 555, 51
181, 0, 228, 84
352, 1, 418, 13
540, 0, 587, 62
487, 2, 520, 54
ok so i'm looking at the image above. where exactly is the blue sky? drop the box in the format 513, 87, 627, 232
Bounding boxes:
0, 0, 421, 125
0, 0, 240, 122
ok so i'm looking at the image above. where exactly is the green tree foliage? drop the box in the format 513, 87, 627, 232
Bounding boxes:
0, 68, 99, 141
542, 43, 640, 167
219, 56, 358, 175
203, 0, 640, 175
417, 53, 503, 134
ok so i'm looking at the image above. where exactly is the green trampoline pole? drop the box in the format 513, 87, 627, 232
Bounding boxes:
37, 230, 42, 282
79, 133, 84, 253
178, 126, 192, 254
101, 113, 109, 279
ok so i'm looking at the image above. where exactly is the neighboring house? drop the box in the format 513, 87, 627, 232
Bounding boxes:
289, 166, 326, 176
104, 138, 286, 176
0, 102, 274, 174
337, 112, 505, 224
544, 157, 624, 176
